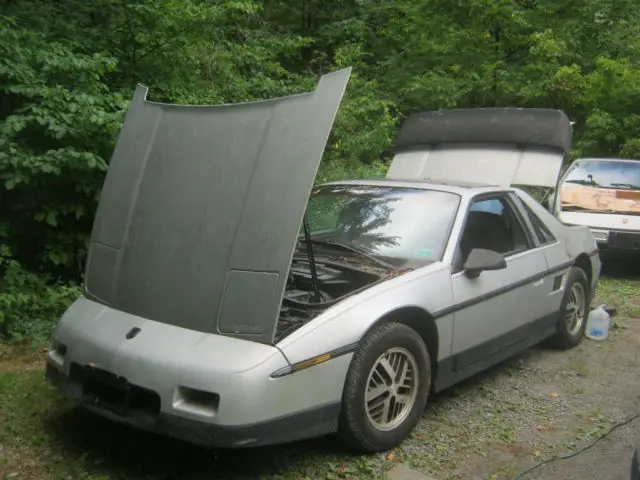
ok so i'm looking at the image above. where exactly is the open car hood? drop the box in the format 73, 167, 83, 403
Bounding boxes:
84, 68, 351, 345
386, 108, 573, 188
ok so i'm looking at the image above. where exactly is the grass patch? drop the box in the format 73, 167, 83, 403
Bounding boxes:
0, 368, 395, 480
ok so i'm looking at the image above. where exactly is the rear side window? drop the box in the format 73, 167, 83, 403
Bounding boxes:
521, 201, 556, 245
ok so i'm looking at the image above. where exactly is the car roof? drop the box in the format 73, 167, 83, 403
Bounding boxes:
319, 177, 510, 196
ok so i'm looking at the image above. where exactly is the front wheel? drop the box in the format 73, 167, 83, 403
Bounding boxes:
337, 322, 431, 453
553, 266, 590, 349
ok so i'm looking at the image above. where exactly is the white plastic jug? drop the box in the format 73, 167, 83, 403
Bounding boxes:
585, 304, 610, 340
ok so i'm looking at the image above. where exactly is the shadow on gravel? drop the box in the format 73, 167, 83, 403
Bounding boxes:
45, 406, 352, 480
601, 257, 640, 279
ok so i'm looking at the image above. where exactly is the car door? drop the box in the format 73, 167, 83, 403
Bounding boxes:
449, 192, 550, 378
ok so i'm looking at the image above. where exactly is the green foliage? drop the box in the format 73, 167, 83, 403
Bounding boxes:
0, 15, 127, 273
0, 246, 81, 343
2, 0, 640, 345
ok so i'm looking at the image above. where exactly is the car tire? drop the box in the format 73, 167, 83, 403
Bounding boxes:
553, 266, 590, 350
337, 322, 431, 453
631, 444, 640, 480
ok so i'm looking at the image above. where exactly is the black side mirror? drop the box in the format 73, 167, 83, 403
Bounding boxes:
463, 248, 507, 278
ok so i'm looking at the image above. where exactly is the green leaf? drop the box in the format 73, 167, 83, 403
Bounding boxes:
45, 212, 57, 227
4, 177, 17, 190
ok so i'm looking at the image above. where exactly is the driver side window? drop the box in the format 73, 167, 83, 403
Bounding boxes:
459, 195, 531, 262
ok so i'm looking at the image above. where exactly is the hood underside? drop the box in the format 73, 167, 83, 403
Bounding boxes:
84, 68, 352, 345
386, 108, 573, 188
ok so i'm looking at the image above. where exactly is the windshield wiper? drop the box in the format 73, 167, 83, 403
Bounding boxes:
299, 238, 394, 270
610, 183, 640, 190
565, 179, 598, 186
561, 204, 590, 211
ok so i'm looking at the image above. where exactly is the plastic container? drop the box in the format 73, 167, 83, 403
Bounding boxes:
585, 304, 610, 340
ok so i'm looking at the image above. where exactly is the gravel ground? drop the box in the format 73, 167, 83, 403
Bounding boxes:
394, 261, 640, 480
0, 262, 639, 480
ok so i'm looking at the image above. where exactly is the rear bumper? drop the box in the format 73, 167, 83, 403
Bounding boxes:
45, 361, 339, 448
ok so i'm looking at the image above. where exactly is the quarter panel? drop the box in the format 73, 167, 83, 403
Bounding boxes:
538, 243, 575, 310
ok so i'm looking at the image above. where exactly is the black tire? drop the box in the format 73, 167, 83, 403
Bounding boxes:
337, 322, 431, 453
553, 266, 590, 350
631, 444, 640, 480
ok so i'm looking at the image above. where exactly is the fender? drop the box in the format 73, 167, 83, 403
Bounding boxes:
277, 263, 455, 366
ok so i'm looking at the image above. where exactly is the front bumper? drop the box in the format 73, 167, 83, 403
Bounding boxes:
45, 361, 339, 448
44, 297, 351, 448
594, 229, 640, 256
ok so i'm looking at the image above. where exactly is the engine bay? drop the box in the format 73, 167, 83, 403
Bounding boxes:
275, 252, 392, 343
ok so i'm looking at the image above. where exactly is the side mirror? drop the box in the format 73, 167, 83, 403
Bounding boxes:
463, 248, 507, 278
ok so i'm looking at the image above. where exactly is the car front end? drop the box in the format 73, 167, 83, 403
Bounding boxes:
45, 68, 358, 449
46, 297, 351, 448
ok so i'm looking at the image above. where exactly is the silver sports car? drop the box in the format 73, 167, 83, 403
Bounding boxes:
45, 68, 601, 453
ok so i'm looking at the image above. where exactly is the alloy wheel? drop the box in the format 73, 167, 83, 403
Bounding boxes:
566, 282, 586, 336
364, 347, 419, 431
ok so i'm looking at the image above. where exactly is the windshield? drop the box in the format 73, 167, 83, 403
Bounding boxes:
304, 185, 460, 265
560, 160, 640, 214
562, 160, 640, 190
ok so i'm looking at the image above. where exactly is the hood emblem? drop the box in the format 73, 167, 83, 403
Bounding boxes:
126, 327, 141, 340
623, 218, 629, 224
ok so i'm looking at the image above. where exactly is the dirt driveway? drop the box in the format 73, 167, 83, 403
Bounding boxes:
0, 262, 639, 480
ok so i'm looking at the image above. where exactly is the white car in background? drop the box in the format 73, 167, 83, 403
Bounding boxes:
549, 157, 640, 260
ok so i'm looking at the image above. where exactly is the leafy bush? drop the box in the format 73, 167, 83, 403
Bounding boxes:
0, 246, 81, 344
2, 0, 640, 347
0, 16, 127, 276
316, 159, 389, 184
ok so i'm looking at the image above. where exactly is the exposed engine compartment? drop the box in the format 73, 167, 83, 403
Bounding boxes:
275, 254, 390, 343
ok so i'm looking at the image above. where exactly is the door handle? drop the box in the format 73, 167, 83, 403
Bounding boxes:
532, 278, 544, 287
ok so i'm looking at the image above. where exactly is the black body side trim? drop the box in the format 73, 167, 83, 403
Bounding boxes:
434, 259, 574, 318
434, 311, 558, 392
45, 361, 340, 448
273, 260, 576, 380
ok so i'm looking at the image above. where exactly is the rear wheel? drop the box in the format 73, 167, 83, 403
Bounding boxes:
553, 266, 590, 349
631, 444, 640, 480
337, 322, 431, 453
